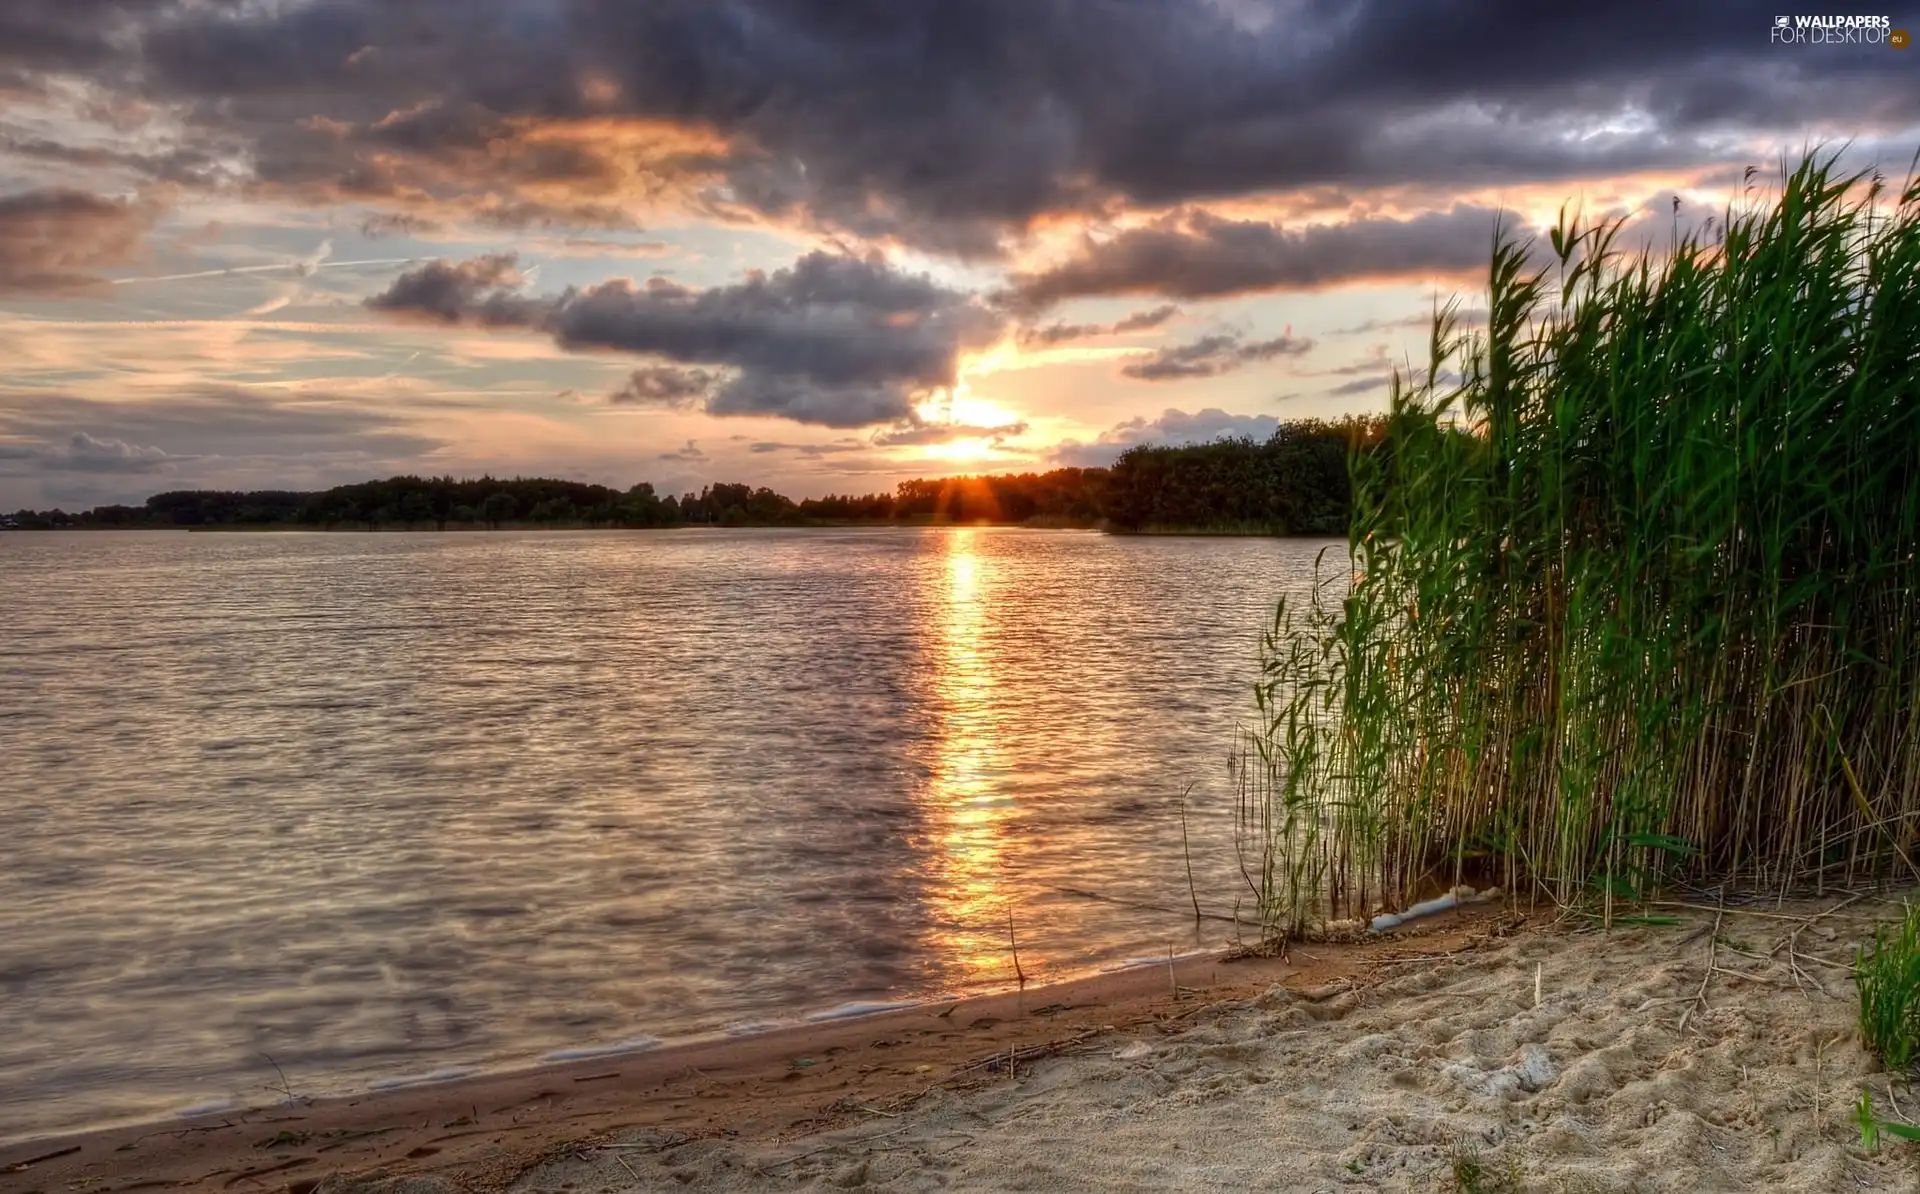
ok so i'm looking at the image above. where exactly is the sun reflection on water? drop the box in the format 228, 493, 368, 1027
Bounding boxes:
917, 530, 1023, 985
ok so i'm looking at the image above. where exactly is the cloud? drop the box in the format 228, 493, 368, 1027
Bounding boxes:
748, 440, 866, 457
869, 420, 1027, 447
1023, 309, 1174, 347
1050, 406, 1283, 467
0, 1, 149, 71
0, 188, 155, 294
1327, 375, 1392, 396
1329, 308, 1485, 336
607, 364, 718, 408
364, 253, 527, 322
0, 385, 449, 507
368, 250, 1004, 428
52, 430, 179, 473
31, 0, 1897, 255
531, 236, 676, 259
657, 439, 707, 463
1120, 331, 1312, 381
1299, 343, 1402, 396
358, 212, 443, 239
0, 430, 182, 475
0, 387, 442, 472
1010, 207, 1504, 307
1020, 304, 1180, 346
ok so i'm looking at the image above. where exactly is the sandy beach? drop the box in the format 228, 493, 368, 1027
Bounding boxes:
6, 896, 1915, 1193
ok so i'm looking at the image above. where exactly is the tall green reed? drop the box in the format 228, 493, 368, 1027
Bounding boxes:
1241, 153, 1920, 937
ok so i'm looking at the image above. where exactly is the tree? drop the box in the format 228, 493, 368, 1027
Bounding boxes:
528, 497, 576, 523
430, 482, 455, 531
481, 491, 517, 529
398, 490, 435, 527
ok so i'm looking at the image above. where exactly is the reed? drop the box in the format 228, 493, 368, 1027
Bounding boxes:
1240, 152, 1920, 936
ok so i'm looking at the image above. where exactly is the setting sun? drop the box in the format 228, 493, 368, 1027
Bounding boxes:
919, 436, 996, 462
916, 389, 1023, 432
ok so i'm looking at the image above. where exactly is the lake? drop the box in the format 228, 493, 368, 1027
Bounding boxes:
0, 527, 1334, 1143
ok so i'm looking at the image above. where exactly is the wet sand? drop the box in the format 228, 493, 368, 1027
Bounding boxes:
0, 912, 1514, 1193
11, 897, 1907, 1193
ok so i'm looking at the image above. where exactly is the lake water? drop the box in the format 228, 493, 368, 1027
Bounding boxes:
0, 527, 1333, 1143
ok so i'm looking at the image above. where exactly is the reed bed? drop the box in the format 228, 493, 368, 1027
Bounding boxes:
1239, 153, 1920, 937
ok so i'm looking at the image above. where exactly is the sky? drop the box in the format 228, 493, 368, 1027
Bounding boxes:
0, 1, 1915, 508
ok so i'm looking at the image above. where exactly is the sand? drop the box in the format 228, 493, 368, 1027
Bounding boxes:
8, 898, 1917, 1194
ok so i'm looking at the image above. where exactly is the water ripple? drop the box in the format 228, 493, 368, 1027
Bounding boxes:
0, 526, 1329, 1142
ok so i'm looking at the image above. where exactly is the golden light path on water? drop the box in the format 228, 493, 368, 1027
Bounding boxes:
918, 530, 1020, 984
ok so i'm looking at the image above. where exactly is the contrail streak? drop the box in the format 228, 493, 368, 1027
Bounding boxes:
110, 258, 416, 285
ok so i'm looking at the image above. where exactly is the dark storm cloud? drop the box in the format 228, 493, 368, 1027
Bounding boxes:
1121, 331, 1313, 382
0, 0, 179, 72
368, 251, 1003, 428
1021, 304, 1180, 346
607, 364, 718, 409
45, 0, 1904, 249
1051, 406, 1283, 467
1011, 208, 1505, 309
4, 2, 1905, 254
0, 188, 155, 294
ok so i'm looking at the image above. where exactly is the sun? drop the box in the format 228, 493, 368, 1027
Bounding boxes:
916, 389, 1022, 430
905, 380, 1025, 464
920, 436, 997, 463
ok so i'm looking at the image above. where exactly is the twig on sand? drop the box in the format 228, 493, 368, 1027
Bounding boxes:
883, 1030, 1100, 1111
759, 1125, 911, 1171
1651, 900, 1818, 922
3, 1144, 81, 1172
1678, 893, 1725, 1034
1171, 997, 1237, 1022
1815, 1032, 1831, 1130
598, 1133, 691, 1153
1782, 893, 1865, 1000
1009, 910, 1026, 989
260, 1052, 296, 1105
313, 1126, 402, 1154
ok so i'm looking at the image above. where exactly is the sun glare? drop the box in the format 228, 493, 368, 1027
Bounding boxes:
921, 437, 996, 462
910, 385, 1026, 464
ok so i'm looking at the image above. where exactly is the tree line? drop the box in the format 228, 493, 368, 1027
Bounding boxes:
3, 418, 1384, 536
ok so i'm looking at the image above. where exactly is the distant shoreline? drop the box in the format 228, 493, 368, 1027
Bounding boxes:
3, 521, 1322, 538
